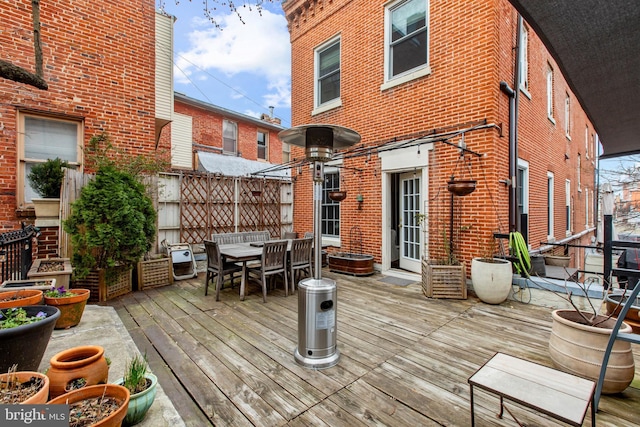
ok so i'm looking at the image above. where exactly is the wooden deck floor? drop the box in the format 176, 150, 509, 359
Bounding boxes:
108, 271, 640, 427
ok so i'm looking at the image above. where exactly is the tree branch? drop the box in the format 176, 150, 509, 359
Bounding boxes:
0, 59, 48, 89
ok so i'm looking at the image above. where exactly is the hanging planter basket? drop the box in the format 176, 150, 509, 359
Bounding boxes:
447, 179, 477, 196
328, 191, 347, 202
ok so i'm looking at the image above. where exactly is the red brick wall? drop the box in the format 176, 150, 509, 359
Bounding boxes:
0, 0, 157, 230
283, 0, 596, 266
173, 100, 284, 163
35, 226, 59, 258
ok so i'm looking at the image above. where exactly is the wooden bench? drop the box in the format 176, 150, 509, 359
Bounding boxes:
210, 231, 271, 245
468, 352, 596, 426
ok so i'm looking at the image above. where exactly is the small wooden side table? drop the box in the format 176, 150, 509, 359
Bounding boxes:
468, 352, 596, 426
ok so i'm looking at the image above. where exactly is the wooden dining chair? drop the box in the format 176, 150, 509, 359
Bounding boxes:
247, 240, 289, 302
204, 240, 243, 301
289, 237, 313, 293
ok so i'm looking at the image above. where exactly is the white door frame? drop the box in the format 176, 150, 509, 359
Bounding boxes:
379, 143, 431, 273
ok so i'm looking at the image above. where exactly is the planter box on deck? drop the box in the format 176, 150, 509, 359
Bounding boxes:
136, 257, 173, 290
421, 258, 467, 299
27, 258, 73, 290
72, 266, 132, 302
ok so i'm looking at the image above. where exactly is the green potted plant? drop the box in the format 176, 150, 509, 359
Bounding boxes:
43, 286, 90, 329
0, 305, 60, 372
115, 353, 158, 426
27, 157, 69, 219
63, 165, 156, 302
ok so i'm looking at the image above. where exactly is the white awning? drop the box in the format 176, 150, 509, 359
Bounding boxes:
196, 151, 290, 179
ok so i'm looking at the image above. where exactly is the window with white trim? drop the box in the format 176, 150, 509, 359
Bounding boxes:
385, 0, 429, 80
547, 172, 554, 239
565, 179, 571, 234
547, 65, 554, 121
585, 126, 589, 159
282, 142, 290, 164
577, 154, 581, 190
322, 170, 340, 237
564, 93, 571, 138
585, 189, 589, 228
18, 113, 82, 207
223, 120, 237, 154
517, 159, 529, 235
257, 130, 268, 160
315, 37, 341, 108
518, 23, 529, 93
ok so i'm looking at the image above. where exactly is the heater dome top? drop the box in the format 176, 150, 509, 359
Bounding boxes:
278, 124, 361, 150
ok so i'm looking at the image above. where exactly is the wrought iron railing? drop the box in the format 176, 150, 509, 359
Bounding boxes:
0, 223, 39, 283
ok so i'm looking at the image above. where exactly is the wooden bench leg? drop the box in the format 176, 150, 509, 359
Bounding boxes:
469, 384, 475, 427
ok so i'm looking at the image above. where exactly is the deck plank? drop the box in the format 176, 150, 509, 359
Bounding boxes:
109, 271, 640, 427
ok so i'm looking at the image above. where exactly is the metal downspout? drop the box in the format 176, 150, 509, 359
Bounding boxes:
499, 14, 522, 234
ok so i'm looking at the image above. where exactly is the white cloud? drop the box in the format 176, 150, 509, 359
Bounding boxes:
174, 8, 291, 107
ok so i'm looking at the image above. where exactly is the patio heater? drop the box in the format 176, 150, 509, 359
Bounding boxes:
279, 124, 361, 369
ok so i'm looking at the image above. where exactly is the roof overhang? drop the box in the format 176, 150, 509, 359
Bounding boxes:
508, 1, 640, 159
196, 151, 290, 179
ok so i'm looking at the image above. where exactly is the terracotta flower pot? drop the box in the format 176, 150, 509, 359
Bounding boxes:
549, 309, 635, 394
0, 289, 43, 309
115, 372, 158, 426
0, 371, 50, 404
48, 384, 130, 427
0, 305, 60, 372
46, 345, 109, 399
44, 288, 90, 329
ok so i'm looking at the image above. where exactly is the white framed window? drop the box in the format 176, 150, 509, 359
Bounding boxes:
547, 65, 555, 122
585, 126, 589, 159
517, 159, 529, 234
565, 179, 571, 235
17, 113, 82, 207
314, 36, 341, 112
577, 153, 581, 191
383, 0, 430, 87
547, 172, 554, 240
282, 142, 291, 164
585, 189, 589, 228
564, 93, 571, 138
518, 21, 529, 95
223, 120, 237, 154
322, 170, 340, 238
257, 130, 268, 160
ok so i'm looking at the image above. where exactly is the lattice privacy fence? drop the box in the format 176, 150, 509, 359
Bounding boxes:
60, 170, 291, 256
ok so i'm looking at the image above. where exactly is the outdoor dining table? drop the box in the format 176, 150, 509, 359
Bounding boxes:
219, 241, 291, 301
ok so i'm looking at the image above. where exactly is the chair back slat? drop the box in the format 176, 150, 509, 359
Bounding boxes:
262, 240, 288, 273
291, 237, 313, 267
204, 240, 223, 270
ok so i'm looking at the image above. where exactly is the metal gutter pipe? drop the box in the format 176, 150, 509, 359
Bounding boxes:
499, 14, 523, 235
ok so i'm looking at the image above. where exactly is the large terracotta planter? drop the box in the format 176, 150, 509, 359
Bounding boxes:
0, 289, 43, 309
471, 258, 513, 304
48, 384, 130, 427
0, 371, 50, 404
115, 372, 158, 426
549, 309, 635, 394
44, 288, 90, 329
605, 290, 640, 333
0, 305, 60, 372
46, 345, 109, 399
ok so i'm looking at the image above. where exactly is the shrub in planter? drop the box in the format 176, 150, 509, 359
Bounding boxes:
27, 157, 69, 199
63, 165, 157, 280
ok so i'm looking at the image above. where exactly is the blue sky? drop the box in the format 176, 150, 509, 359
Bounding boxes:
157, 1, 292, 127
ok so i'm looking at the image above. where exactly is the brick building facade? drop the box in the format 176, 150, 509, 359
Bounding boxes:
0, 0, 163, 257
282, 0, 597, 274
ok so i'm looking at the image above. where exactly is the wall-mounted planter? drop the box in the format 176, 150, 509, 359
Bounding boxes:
447, 179, 477, 196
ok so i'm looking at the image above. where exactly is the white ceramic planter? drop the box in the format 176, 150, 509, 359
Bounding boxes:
471, 257, 513, 304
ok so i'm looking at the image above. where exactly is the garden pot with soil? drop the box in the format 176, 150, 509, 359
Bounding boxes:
0, 289, 43, 309
47, 384, 130, 427
44, 288, 90, 329
46, 345, 109, 399
0, 371, 50, 404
